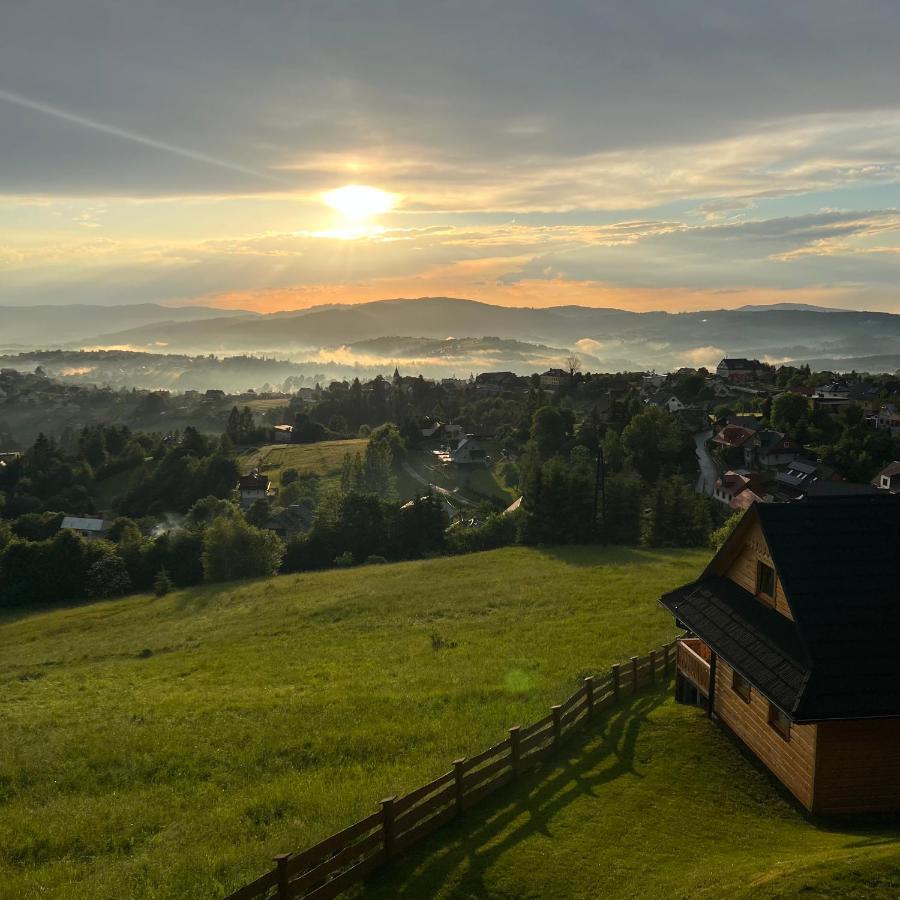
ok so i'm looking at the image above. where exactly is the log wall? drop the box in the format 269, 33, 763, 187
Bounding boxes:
813, 719, 900, 814
713, 658, 817, 809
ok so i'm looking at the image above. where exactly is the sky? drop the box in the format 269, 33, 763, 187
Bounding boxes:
3, 1, 900, 314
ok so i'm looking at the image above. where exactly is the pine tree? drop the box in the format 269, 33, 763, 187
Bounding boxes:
153, 567, 174, 598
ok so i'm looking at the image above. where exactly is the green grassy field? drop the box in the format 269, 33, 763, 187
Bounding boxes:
238, 439, 368, 489
362, 688, 900, 900
0, 546, 703, 899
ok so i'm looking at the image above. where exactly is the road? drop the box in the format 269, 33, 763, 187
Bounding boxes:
402, 459, 476, 505
693, 429, 718, 495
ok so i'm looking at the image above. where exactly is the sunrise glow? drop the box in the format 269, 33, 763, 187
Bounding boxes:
322, 184, 396, 222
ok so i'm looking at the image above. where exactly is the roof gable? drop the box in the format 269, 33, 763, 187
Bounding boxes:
667, 495, 900, 721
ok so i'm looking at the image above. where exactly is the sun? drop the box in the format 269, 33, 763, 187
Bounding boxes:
322, 184, 396, 222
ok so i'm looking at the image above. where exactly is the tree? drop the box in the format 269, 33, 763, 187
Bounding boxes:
245, 497, 272, 528
85, 554, 132, 598
201, 516, 285, 582
770, 393, 809, 433
530, 406, 571, 460
600, 471, 644, 544
709, 510, 743, 550
186, 495, 240, 529
621, 406, 684, 482
153, 567, 174, 597
643, 477, 715, 547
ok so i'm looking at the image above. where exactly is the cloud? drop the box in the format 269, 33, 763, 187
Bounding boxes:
4, 2, 900, 206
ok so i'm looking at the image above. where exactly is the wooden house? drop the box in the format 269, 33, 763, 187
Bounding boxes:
660, 495, 900, 815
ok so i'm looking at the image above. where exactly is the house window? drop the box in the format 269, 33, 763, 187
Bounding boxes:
731, 671, 751, 703
756, 561, 776, 600
768, 704, 791, 740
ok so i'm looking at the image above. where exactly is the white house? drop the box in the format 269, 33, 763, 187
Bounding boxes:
239, 471, 271, 508
872, 461, 900, 494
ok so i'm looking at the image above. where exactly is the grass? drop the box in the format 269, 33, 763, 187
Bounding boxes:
405, 448, 518, 508
238, 439, 368, 489
363, 688, 900, 900
0, 546, 703, 899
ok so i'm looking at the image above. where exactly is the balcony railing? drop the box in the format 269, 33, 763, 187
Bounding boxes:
677, 637, 711, 696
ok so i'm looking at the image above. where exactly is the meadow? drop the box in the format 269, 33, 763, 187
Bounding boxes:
0, 545, 702, 899
237, 439, 368, 489
363, 687, 900, 899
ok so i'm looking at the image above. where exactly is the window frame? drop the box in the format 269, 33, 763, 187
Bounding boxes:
768, 703, 791, 741
731, 671, 751, 704
756, 560, 776, 602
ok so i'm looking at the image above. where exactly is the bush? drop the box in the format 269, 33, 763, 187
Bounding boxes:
153, 567, 173, 597
365, 554, 387, 565
709, 510, 743, 550
334, 550, 355, 568
201, 517, 285, 582
447, 512, 517, 554
85, 555, 132, 598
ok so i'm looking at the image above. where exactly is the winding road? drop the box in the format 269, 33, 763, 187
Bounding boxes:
694, 429, 718, 496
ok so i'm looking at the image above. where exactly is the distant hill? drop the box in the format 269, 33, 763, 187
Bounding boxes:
736, 302, 849, 313
0, 303, 256, 347
785, 353, 900, 373
76, 297, 900, 372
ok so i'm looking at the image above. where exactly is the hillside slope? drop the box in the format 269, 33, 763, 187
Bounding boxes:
363, 688, 900, 900
0, 546, 703, 899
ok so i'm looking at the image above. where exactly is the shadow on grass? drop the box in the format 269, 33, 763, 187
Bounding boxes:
534, 545, 666, 568
361, 686, 669, 899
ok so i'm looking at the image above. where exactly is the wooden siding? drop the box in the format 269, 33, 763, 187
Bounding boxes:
721, 520, 794, 620
813, 719, 900, 814
713, 658, 817, 809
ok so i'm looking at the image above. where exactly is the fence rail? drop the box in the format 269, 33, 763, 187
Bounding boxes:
225, 639, 676, 900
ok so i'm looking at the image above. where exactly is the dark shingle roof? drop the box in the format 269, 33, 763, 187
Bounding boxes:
755, 496, 900, 720
661, 576, 808, 714
661, 494, 900, 722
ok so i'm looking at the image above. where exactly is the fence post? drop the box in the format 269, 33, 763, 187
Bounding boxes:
649, 649, 656, 684
509, 726, 521, 777
631, 656, 639, 694
664, 643, 671, 676
380, 797, 396, 861
584, 675, 595, 720
273, 854, 291, 900
551, 704, 562, 747
612, 664, 621, 703
453, 759, 465, 816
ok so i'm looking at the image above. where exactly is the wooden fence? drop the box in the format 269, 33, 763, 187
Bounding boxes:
225, 640, 677, 900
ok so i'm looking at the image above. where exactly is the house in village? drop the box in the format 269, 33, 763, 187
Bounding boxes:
713, 470, 769, 510
876, 404, 900, 435
539, 368, 569, 390
716, 358, 765, 383
648, 388, 695, 415
273, 424, 295, 444
60, 516, 110, 541
711, 424, 757, 467
872, 461, 900, 494
771, 460, 841, 500
432, 436, 488, 467
743, 429, 802, 470
474, 372, 522, 395
662, 495, 900, 814
238, 471, 271, 508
